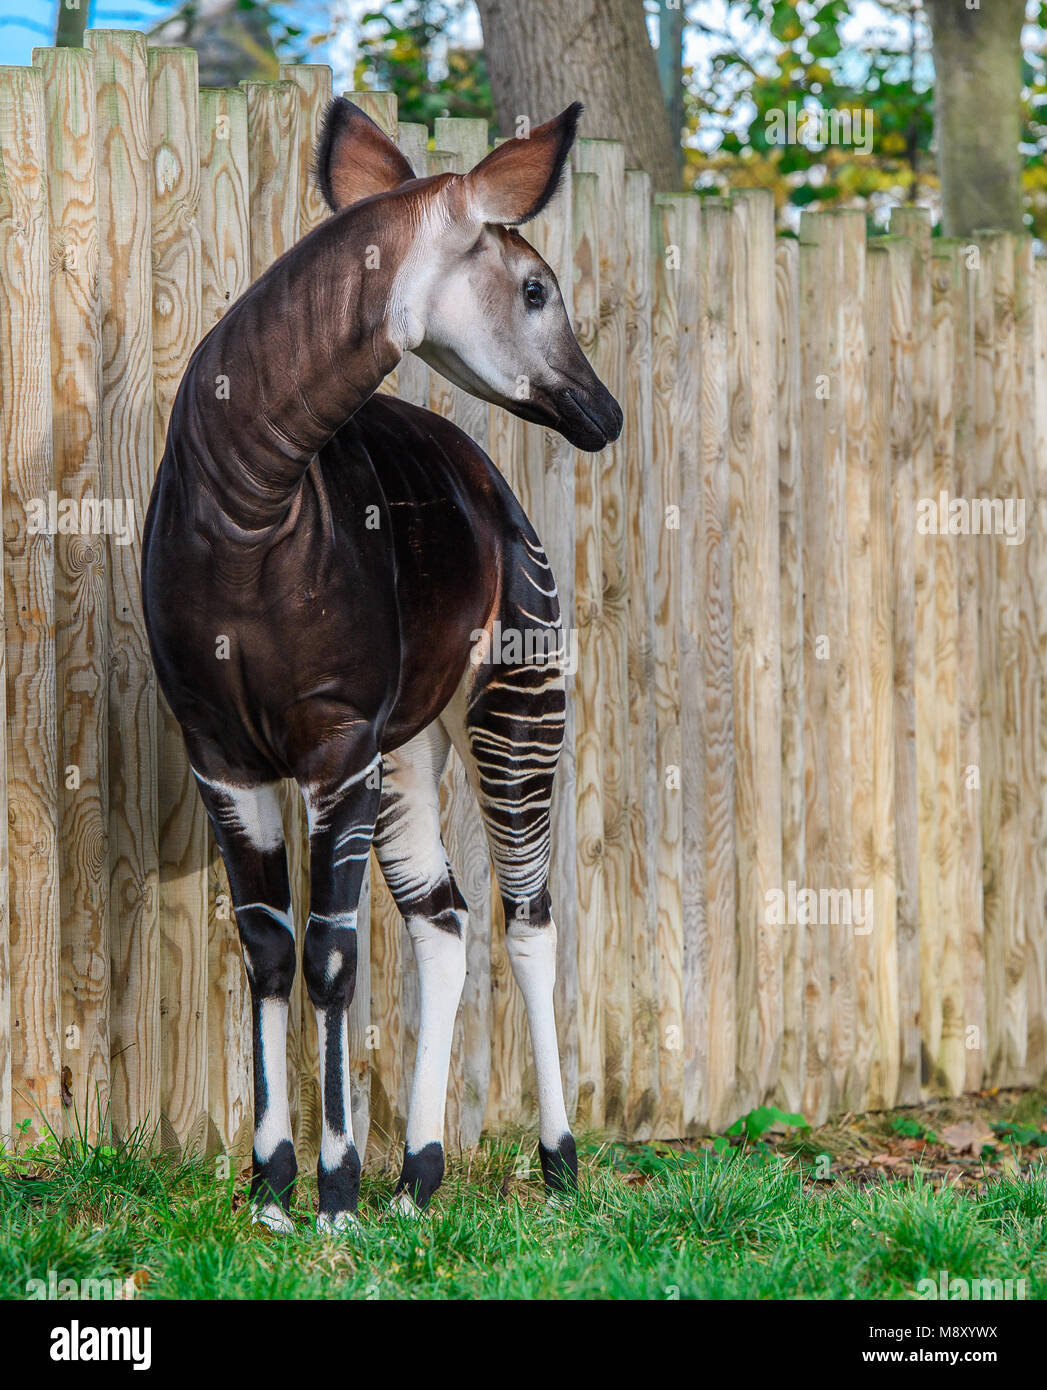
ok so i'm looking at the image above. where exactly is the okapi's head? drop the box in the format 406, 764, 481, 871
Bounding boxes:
314, 99, 623, 452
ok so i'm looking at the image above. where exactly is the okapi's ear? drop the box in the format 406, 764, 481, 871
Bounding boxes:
313, 97, 416, 212
464, 103, 583, 227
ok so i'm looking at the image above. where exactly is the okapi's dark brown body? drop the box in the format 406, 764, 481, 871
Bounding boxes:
143, 390, 520, 786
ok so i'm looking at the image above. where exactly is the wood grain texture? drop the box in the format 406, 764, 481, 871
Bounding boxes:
865, 245, 899, 1110
700, 199, 736, 1132
954, 245, 984, 1094
0, 63, 58, 1140
149, 46, 207, 1155
798, 215, 830, 1125
774, 238, 805, 1114
571, 169, 606, 1130
891, 208, 939, 1098
972, 234, 1004, 1082
198, 87, 251, 1153
623, 169, 659, 1137
673, 195, 705, 1135
1033, 260, 1047, 1089
885, 238, 920, 1107
731, 191, 782, 1113
817, 215, 854, 1114
649, 194, 685, 1137
34, 45, 110, 1139
836, 211, 872, 1111
987, 233, 1026, 1085
87, 29, 160, 1141
1014, 239, 1041, 1087
572, 140, 631, 1135
930, 242, 964, 1096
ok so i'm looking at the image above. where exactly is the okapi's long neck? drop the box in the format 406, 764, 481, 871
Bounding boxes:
178, 202, 408, 528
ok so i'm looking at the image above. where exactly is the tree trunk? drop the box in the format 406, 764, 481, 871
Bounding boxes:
55, 0, 89, 47
474, 0, 679, 192
925, 0, 1025, 235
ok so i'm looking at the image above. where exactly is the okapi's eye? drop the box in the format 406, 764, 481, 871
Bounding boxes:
523, 278, 546, 309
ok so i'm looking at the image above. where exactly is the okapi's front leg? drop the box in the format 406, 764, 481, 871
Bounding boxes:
301, 745, 383, 1233
192, 772, 297, 1231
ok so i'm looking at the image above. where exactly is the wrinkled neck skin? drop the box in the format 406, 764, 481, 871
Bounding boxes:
174, 201, 413, 532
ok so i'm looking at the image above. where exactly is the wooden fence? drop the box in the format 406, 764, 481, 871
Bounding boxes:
1, 36, 1046, 1165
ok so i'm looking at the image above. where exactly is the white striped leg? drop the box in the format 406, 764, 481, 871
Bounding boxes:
191, 772, 298, 1231
372, 724, 467, 1212
441, 584, 578, 1195
303, 754, 381, 1231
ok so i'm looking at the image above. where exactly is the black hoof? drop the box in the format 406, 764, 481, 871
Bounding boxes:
318, 1144, 362, 1218
538, 1133, 578, 1195
394, 1141, 445, 1209
251, 1138, 298, 1213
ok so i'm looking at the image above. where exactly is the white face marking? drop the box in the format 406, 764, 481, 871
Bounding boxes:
254, 998, 292, 1162
192, 771, 285, 853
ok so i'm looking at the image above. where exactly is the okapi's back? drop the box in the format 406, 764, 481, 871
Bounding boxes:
320, 392, 533, 747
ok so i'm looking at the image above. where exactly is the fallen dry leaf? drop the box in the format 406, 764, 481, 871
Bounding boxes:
938, 1120, 994, 1154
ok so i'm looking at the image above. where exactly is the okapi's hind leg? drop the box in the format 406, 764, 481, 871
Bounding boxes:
372, 722, 467, 1214
191, 770, 297, 1232
444, 537, 577, 1198
300, 737, 383, 1233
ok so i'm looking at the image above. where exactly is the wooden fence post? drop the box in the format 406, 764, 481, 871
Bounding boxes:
731, 189, 782, 1113
650, 193, 686, 1137
149, 45, 207, 1156
34, 44, 110, 1141
885, 237, 920, 1107
571, 169, 605, 1131
775, 237, 805, 1115
623, 168, 659, 1137
0, 63, 56, 1141
865, 244, 899, 1110
799, 212, 831, 1125
86, 29, 160, 1143
930, 241, 964, 1096
573, 142, 631, 1134
700, 198, 736, 1132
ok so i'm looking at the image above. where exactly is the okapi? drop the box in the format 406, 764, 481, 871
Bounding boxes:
142, 98, 622, 1232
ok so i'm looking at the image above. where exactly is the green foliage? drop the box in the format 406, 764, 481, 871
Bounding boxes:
681, 0, 1046, 237
890, 1115, 938, 1142
711, 1104, 809, 1157
990, 1121, 1047, 1148
353, 0, 493, 129
684, 0, 935, 228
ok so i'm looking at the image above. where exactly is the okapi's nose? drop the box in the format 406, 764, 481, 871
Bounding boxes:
558, 377, 623, 452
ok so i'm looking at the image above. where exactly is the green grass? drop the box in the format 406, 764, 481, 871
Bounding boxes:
1, 1131, 1045, 1300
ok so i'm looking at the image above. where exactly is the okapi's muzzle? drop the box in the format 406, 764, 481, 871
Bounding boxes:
553, 380, 623, 452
